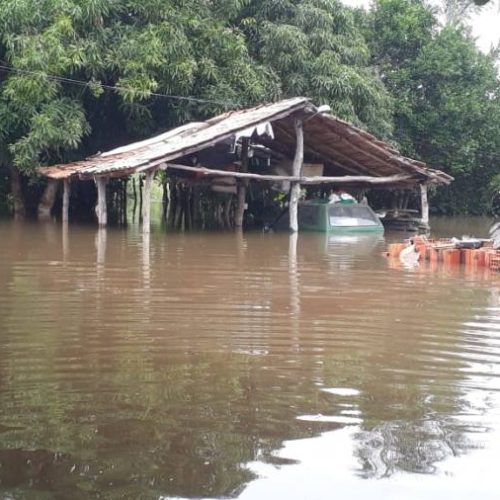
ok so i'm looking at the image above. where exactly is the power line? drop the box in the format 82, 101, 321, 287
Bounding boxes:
0, 63, 238, 108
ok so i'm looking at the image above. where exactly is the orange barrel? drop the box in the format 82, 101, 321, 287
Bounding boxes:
388, 243, 405, 258
485, 250, 494, 268
459, 249, 466, 265
491, 254, 500, 271
416, 243, 428, 257
473, 249, 486, 267
425, 246, 433, 261
463, 249, 475, 268
429, 248, 442, 263
443, 249, 461, 266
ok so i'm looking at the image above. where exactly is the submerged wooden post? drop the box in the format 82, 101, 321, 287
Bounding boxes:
95, 177, 107, 227
142, 170, 154, 233
122, 178, 128, 225
235, 137, 249, 228
62, 179, 70, 222
420, 183, 429, 227
132, 177, 137, 215
289, 119, 304, 232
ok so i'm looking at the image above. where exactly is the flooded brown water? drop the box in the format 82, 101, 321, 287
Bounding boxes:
0, 217, 499, 499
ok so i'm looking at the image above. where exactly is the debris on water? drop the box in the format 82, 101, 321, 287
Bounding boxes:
321, 388, 361, 397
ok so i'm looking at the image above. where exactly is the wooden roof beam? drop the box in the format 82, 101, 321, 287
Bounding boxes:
163, 163, 415, 185
321, 119, 429, 177
273, 122, 374, 176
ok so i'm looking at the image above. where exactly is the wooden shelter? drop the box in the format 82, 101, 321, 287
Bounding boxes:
40, 97, 452, 231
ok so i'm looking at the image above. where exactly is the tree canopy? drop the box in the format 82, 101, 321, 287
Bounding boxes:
0, 0, 498, 216
238, 0, 394, 137
366, 0, 500, 213
0, 0, 278, 174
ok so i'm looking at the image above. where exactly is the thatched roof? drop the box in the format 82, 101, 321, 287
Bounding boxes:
40, 97, 452, 186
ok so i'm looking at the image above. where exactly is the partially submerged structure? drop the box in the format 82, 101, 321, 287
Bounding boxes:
40, 97, 452, 231
275, 199, 385, 233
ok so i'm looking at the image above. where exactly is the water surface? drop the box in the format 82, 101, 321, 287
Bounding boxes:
0, 217, 499, 499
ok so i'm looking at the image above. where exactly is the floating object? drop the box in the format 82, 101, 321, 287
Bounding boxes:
381, 209, 425, 232
452, 238, 484, 250
321, 388, 361, 397
399, 239, 420, 266
490, 222, 500, 249
387, 236, 500, 272
443, 249, 461, 266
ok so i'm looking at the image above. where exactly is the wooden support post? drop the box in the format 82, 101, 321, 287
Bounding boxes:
139, 175, 143, 220
95, 177, 107, 227
392, 190, 400, 218
62, 219, 69, 260
224, 197, 232, 228
142, 170, 154, 233
192, 184, 200, 228
132, 177, 137, 215
122, 178, 128, 225
289, 119, 304, 232
420, 183, 429, 227
162, 177, 169, 222
62, 179, 70, 222
235, 137, 249, 228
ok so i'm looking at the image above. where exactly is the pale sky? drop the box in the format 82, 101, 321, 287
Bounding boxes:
471, 2, 500, 52
342, 0, 500, 53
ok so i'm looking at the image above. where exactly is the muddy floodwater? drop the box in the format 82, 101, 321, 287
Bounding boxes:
0, 217, 499, 499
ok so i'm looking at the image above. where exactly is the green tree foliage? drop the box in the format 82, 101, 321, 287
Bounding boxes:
0, 0, 276, 176
238, 0, 394, 138
0, 0, 498, 216
367, 0, 500, 214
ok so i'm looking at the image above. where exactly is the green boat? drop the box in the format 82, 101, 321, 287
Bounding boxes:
276, 199, 384, 233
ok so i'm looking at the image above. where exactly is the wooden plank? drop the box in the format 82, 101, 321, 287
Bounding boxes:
420, 184, 429, 227
162, 163, 415, 185
95, 177, 107, 226
235, 137, 249, 228
62, 179, 70, 222
274, 122, 371, 175
289, 119, 304, 232
142, 170, 154, 233
323, 119, 431, 177
92, 102, 310, 177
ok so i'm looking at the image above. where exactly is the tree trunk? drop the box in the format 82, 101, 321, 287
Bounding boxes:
9, 166, 25, 219
38, 179, 59, 220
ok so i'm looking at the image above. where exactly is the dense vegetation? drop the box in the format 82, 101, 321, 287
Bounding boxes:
0, 0, 498, 217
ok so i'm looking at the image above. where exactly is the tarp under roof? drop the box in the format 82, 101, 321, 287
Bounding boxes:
40, 97, 453, 186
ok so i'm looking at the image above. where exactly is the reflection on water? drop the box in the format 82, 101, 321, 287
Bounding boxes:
0, 218, 499, 498
355, 419, 467, 477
